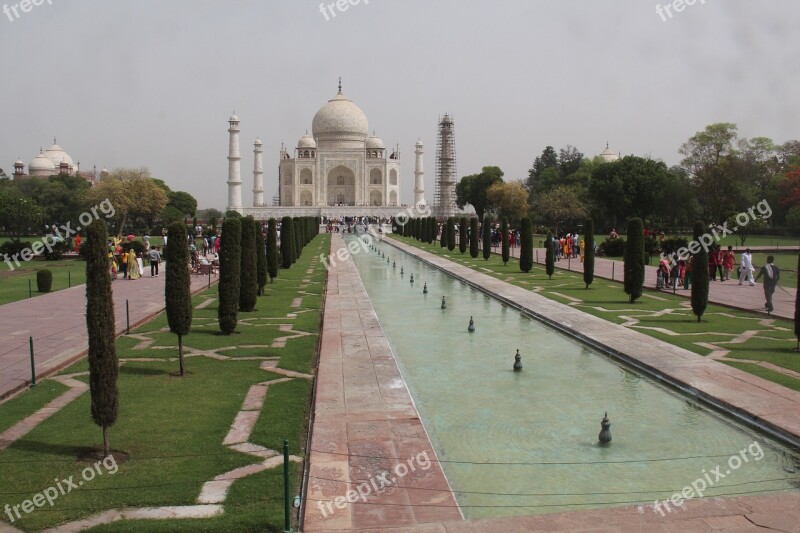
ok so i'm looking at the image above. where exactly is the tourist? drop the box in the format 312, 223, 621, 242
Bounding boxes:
119, 247, 129, 279
739, 248, 755, 286
149, 246, 162, 277
127, 248, 139, 280
683, 255, 693, 290
713, 245, 724, 281
136, 252, 145, 278
73, 234, 82, 253
754, 256, 780, 313
722, 246, 735, 281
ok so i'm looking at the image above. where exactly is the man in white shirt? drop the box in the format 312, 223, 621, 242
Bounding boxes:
738, 248, 755, 286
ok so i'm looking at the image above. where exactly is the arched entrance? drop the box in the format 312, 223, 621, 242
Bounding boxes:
327, 166, 355, 206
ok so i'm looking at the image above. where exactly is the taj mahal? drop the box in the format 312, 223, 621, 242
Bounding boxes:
227, 80, 426, 219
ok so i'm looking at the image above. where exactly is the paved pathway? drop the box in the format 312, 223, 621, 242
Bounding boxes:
0, 269, 216, 401
304, 235, 462, 531
490, 244, 797, 320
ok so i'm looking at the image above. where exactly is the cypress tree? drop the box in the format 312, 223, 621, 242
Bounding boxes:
624, 217, 645, 303
239, 216, 258, 312
584, 218, 595, 289
218, 217, 242, 334
85, 221, 118, 457
796, 254, 800, 350
691, 220, 709, 322
427, 217, 434, 244
469, 218, 479, 258
520, 218, 533, 273
256, 222, 267, 294
459, 216, 468, 254
280, 216, 293, 268
165, 221, 192, 376
544, 232, 554, 278
482, 216, 492, 260
294, 219, 303, 260
501, 217, 510, 266
440, 220, 447, 248
446, 217, 456, 252
266, 218, 278, 282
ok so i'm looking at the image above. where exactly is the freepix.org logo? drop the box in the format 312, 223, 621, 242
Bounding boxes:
3, 0, 53, 23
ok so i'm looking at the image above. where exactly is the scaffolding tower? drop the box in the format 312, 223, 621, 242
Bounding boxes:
434, 113, 457, 218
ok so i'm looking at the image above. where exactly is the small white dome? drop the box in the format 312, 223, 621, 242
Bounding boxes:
14, 158, 24, 165
45, 140, 75, 172
29, 151, 56, 175
366, 135, 384, 149
297, 134, 316, 149
229, 112, 239, 122
599, 143, 620, 162
415, 138, 423, 147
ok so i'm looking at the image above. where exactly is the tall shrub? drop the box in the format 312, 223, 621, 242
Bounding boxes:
280, 216, 293, 268
239, 216, 258, 312
520, 218, 533, 273
482, 216, 491, 260
256, 222, 267, 295
545, 232, 554, 278
584, 218, 595, 289
294, 219, 303, 260
85, 221, 118, 457
165, 221, 192, 376
469, 218, 479, 258
440, 220, 447, 248
459, 217, 468, 254
36, 269, 52, 292
501, 218, 510, 266
691, 220, 709, 322
446, 218, 456, 252
624, 217, 645, 303
218, 218, 242, 334
267, 218, 278, 282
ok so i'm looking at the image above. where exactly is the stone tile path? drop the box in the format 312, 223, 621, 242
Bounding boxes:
0, 269, 216, 401
304, 235, 462, 531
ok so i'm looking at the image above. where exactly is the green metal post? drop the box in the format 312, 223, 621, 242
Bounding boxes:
283, 439, 292, 532
28, 279, 32, 298
68, 271, 71, 288
29, 336, 36, 387
208, 263, 211, 289
612, 262, 615, 281
126, 299, 130, 334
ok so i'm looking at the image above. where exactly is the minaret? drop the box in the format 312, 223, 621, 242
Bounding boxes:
227, 112, 242, 211
414, 139, 425, 207
252, 137, 263, 207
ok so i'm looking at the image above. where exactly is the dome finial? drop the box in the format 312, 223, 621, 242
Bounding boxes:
53, 137, 57, 145
338, 76, 342, 94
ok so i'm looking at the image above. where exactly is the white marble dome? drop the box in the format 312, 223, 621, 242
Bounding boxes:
297, 134, 316, 149
29, 150, 56, 176
45, 140, 75, 171
599, 143, 620, 163
312, 89, 369, 141
366, 134, 384, 149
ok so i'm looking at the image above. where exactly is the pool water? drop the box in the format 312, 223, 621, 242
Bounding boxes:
348, 236, 800, 519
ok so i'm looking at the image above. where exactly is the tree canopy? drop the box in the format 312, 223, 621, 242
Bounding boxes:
456, 166, 504, 220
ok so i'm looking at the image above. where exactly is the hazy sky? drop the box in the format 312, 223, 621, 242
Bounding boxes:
2, 0, 797, 210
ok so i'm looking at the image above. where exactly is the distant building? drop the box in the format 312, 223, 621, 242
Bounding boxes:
11, 138, 98, 184
599, 142, 621, 163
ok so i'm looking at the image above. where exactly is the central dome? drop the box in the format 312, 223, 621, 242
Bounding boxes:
312, 88, 369, 141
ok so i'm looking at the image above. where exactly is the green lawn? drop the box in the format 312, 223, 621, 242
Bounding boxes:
0, 259, 87, 306
390, 235, 800, 392
0, 233, 329, 531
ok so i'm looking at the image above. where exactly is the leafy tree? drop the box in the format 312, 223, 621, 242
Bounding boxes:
691, 221, 710, 322
624, 218, 645, 303
456, 166, 504, 220
486, 181, 529, 221
167, 191, 198, 218
239, 216, 258, 312
532, 185, 587, 236
520, 218, 533, 273
544, 232, 554, 279
83, 168, 168, 235
85, 221, 119, 457
501, 217, 510, 265
589, 156, 670, 227
26, 174, 91, 226
280, 216, 294, 268
160, 205, 184, 224
483, 216, 492, 260
469, 218, 479, 258
267, 218, 279, 280
0, 189, 44, 242
256, 222, 267, 294
225, 210, 243, 219
526, 146, 558, 194
446, 218, 456, 252
583, 218, 595, 289
218, 218, 242, 334
165, 221, 192, 376
459, 217, 468, 254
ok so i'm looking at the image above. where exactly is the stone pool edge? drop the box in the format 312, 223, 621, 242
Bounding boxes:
385, 236, 800, 450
